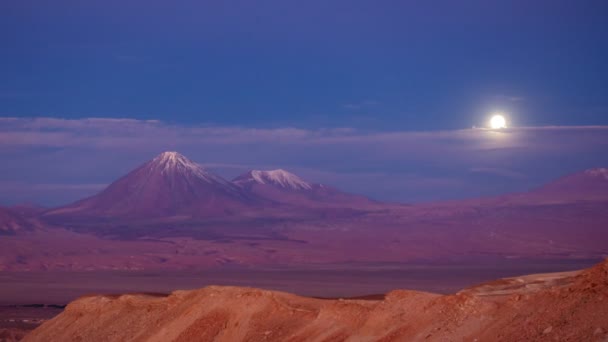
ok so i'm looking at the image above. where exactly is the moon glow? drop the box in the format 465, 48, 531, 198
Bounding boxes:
490, 114, 507, 129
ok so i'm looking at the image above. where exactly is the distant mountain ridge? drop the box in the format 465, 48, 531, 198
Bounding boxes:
534, 168, 608, 199
1, 155, 607, 269
497, 167, 608, 205
45, 152, 373, 219
43, 152, 608, 220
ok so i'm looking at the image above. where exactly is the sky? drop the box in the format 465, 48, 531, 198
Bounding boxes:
1, 1, 608, 205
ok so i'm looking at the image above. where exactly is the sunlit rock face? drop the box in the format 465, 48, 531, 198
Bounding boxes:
23, 260, 608, 342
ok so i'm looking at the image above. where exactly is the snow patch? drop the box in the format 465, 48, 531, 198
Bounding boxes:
585, 168, 608, 180
150, 151, 228, 184
246, 169, 312, 190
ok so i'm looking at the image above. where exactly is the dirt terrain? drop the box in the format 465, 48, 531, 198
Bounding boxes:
2, 197, 607, 272
23, 259, 608, 341
1, 156, 608, 272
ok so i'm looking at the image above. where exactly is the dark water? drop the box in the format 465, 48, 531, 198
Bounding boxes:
0, 259, 599, 305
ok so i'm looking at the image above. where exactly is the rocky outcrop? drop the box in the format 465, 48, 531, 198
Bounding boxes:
23, 259, 608, 341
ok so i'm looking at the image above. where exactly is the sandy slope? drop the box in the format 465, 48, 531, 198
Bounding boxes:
23, 259, 608, 341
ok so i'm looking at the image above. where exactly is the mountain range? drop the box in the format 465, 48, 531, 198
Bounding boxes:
0, 151, 607, 270
45, 152, 372, 219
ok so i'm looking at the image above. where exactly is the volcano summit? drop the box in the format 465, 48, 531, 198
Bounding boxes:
47, 152, 255, 218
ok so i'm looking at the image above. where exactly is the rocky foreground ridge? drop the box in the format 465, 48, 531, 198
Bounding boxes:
23, 259, 608, 341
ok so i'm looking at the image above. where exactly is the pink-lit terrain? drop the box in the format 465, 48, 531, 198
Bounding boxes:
1, 151, 607, 341
0, 152, 607, 272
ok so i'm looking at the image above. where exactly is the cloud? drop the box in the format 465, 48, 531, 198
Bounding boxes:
469, 167, 527, 179
0, 117, 607, 205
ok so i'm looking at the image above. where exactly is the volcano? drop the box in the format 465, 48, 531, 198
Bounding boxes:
46, 152, 256, 218
232, 169, 373, 207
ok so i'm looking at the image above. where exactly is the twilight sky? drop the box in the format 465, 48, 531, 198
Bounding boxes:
1, 1, 608, 205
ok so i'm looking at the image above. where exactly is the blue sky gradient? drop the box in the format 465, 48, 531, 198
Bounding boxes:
2, 1, 608, 129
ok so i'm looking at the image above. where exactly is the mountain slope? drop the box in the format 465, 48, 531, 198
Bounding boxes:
233, 169, 373, 207
1, 164, 602, 268
492, 168, 608, 206
23, 259, 608, 341
46, 152, 256, 218
532, 168, 608, 200
0, 207, 35, 235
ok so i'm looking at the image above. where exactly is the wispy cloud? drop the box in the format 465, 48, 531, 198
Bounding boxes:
469, 167, 527, 179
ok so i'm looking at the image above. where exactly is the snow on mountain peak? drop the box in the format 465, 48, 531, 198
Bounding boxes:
239, 169, 312, 190
157, 151, 183, 160
584, 168, 608, 180
149, 151, 227, 184
153, 151, 199, 172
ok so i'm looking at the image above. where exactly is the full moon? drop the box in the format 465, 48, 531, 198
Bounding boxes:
490, 114, 507, 129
